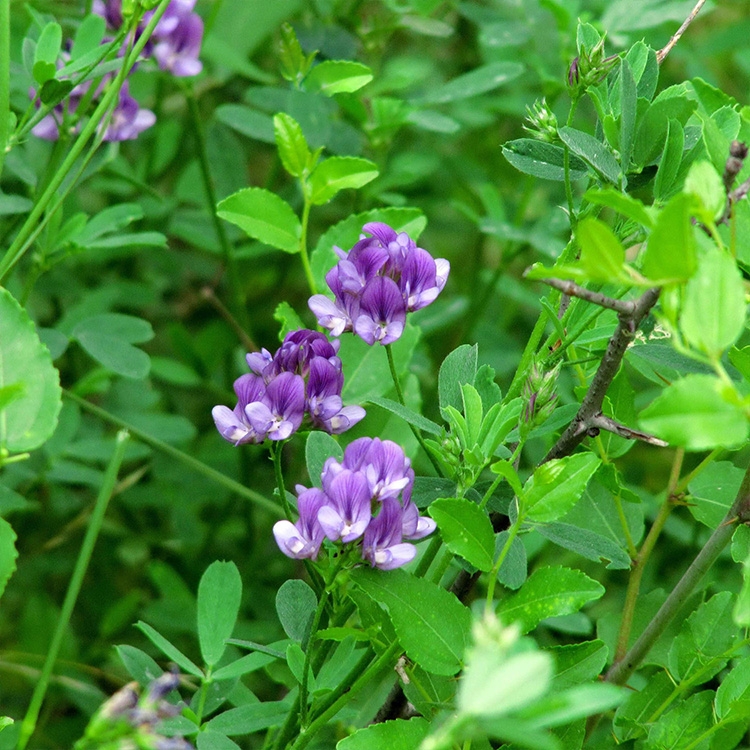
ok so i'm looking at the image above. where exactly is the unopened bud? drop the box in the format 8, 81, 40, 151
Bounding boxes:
523, 98, 558, 143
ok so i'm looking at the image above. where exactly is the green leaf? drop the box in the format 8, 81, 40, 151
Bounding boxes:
71, 14, 106, 58
276, 579, 317, 643
215, 104, 275, 143
196, 730, 242, 750
550, 640, 608, 690
273, 113, 310, 178
518, 683, 625, 728
632, 88, 696, 167
495, 531, 527, 590
646, 691, 714, 749
73, 330, 151, 379
351, 567, 471, 675
524, 454, 601, 523
0, 383, 25, 413
0, 287, 62, 452
503, 139, 589, 182
439, 344, 478, 416
429, 497, 495, 572
535, 522, 632, 570
685, 160, 726, 222
575, 217, 628, 283
368, 396, 442, 436
205, 702, 290, 736
687, 461, 744, 528
716, 656, 750, 719
734, 553, 750, 628
421, 61, 523, 104
273, 301, 304, 341
33, 22, 62, 84
461, 383, 484, 446
135, 621, 203, 678
305, 60, 373, 95
115, 645, 163, 684
614, 671, 674, 742
639, 374, 749, 451
0, 518, 17, 601
72, 313, 154, 344
583, 188, 654, 229
653, 119, 685, 201
217, 188, 301, 253
337, 718, 430, 749
211, 648, 281, 681
305, 431, 343, 489
642, 193, 696, 283
198, 561, 242, 667
619, 60, 637, 171
558, 127, 622, 185
496, 566, 605, 634
680, 248, 745, 358
308, 157, 379, 205
459, 647, 553, 718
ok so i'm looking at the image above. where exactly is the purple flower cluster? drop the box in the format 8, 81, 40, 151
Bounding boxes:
308, 222, 449, 346
273, 438, 436, 570
212, 329, 366, 445
32, 0, 203, 142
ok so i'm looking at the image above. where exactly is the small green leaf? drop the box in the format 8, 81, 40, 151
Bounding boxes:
639, 374, 749, 450
461, 383, 484, 447
497, 566, 605, 634
39, 78, 73, 106
273, 113, 310, 178
305, 60, 373, 95
438, 344, 478, 416
583, 188, 654, 229
576, 217, 628, 283
653, 119, 684, 201
273, 301, 304, 341
550, 640, 608, 690
632, 88, 696, 167
198, 561, 242, 667
368, 396, 442, 436
558, 127, 622, 185
735, 554, 750, 628
351, 567, 471, 676
684, 160, 726, 222
429, 497, 495, 572
72, 313, 154, 344
688, 461, 745, 529
0, 518, 18, 601
276, 579, 317, 643
135, 621, 203, 678
421, 61, 523, 104
503, 139, 588, 182
337, 718, 430, 750
524, 454, 601, 523
0, 288, 62, 452
217, 188, 301, 253
535, 522, 632, 570
619, 60, 637, 171
308, 157, 379, 205
71, 14, 106, 58
495, 531, 527, 590
33, 22, 62, 84
74, 331, 151, 379
305, 431, 343, 489
205, 702, 290, 736
642, 193, 696, 283
716, 656, 750, 719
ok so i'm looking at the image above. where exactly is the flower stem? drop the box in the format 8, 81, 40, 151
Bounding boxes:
64, 390, 281, 517
485, 513, 521, 616
384, 343, 443, 476
299, 197, 317, 295
270, 441, 293, 519
17, 431, 130, 750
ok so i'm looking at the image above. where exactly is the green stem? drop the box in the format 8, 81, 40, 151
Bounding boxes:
0, 0, 9, 181
17, 431, 130, 750
384, 343, 443, 477
428, 546, 454, 585
485, 514, 521, 616
289, 641, 402, 750
0, 0, 171, 283
299, 197, 316, 295
413, 535, 443, 578
299, 581, 334, 728
270, 441, 293, 519
562, 97, 580, 226
606, 458, 750, 686
64, 390, 281, 517
184, 83, 251, 337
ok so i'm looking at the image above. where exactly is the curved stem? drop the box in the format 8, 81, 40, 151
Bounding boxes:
17, 431, 130, 750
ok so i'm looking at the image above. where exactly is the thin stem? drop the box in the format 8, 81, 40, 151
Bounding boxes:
0, 0, 172, 283
606, 457, 750, 686
289, 641, 402, 750
0, 0, 9, 181
299, 197, 316, 294
185, 84, 251, 337
64, 390, 281, 517
299, 586, 331, 728
563, 97, 580, 225
384, 343, 443, 476
271, 441, 293, 519
485, 514, 521, 616
17, 431, 130, 750
656, 0, 708, 64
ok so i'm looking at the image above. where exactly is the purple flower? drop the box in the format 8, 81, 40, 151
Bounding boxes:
273, 486, 327, 560
401, 497, 436, 540
244, 372, 306, 441
362, 498, 417, 570
213, 328, 365, 446
211, 374, 266, 445
317, 470, 372, 542
309, 223, 449, 346
152, 0, 204, 77
351, 438, 414, 500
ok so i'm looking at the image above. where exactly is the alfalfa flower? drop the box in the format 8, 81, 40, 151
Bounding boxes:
309, 222, 449, 346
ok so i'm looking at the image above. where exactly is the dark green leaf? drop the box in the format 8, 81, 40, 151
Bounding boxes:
198, 561, 242, 667
135, 621, 203, 677
558, 127, 622, 185
305, 431, 343, 489
421, 61, 523, 104
368, 396, 442, 435
654, 119, 685, 201
276, 579, 317, 643
535, 522, 632, 569
503, 139, 588, 182
351, 567, 471, 675
550, 640, 608, 690
0, 518, 17, 601
619, 60, 637, 171
495, 531, 527, 590
439, 344, 478, 416
205, 702, 290, 736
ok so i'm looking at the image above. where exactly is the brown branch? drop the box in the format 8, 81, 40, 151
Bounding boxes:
656, 0, 708, 65
534, 276, 637, 316
719, 141, 750, 225
542, 286, 661, 463
588, 413, 668, 447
